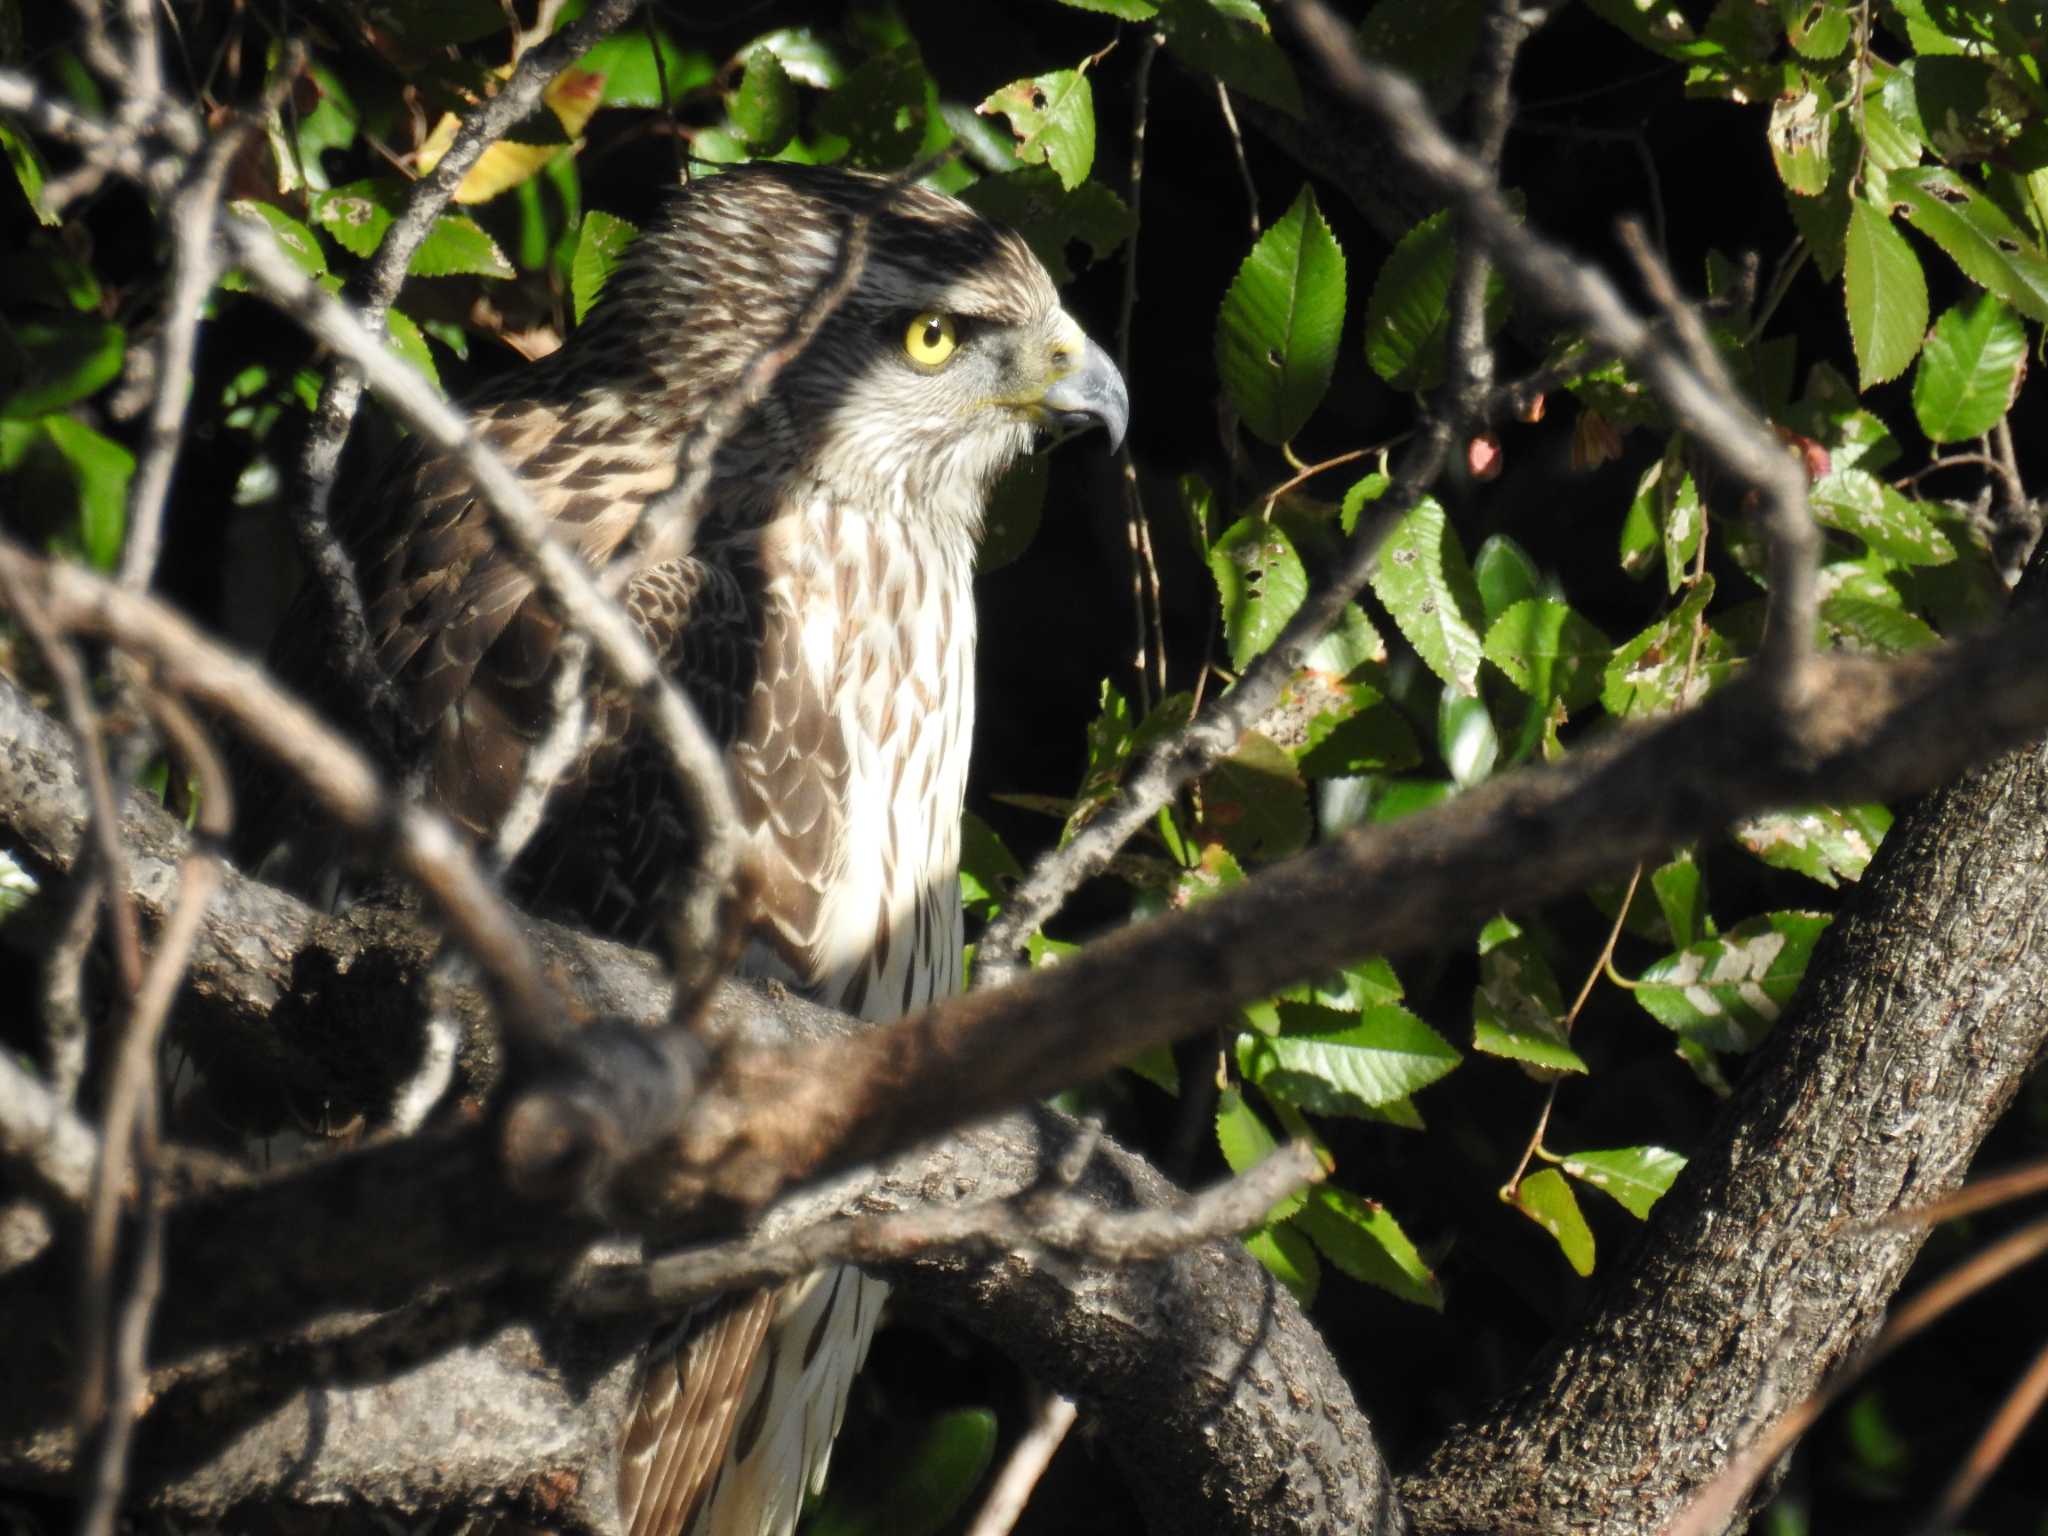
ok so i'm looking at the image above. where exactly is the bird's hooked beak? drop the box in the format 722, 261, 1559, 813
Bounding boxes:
1039, 334, 1129, 453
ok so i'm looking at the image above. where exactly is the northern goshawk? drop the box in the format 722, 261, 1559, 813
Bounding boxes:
314, 163, 1126, 1536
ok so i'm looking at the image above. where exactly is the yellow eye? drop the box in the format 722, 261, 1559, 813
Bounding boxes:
903, 311, 959, 368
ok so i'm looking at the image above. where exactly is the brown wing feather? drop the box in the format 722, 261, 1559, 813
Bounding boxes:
619, 1294, 777, 1536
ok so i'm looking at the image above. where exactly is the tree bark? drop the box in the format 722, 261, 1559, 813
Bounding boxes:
1401, 563, 2048, 1533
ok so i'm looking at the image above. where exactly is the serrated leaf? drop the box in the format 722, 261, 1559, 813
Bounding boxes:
40, 415, 132, 571
1208, 515, 1309, 668
571, 209, 639, 325
1295, 1187, 1442, 1308
1302, 602, 1386, 674
959, 169, 1134, 283
978, 453, 1047, 573
1843, 198, 1928, 387
409, 213, 514, 278
1124, 1042, 1180, 1096
1822, 593, 1939, 652
1364, 209, 1511, 392
1437, 689, 1498, 787
1810, 469, 1955, 565
1635, 910, 1832, 1052
229, 200, 328, 280
1059, 0, 1158, 14
1562, 1145, 1687, 1219
1240, 1001, 1461, 1113
1156, 0, 1304, 117
1911, 294, 2027, 443
1215, 185, 1346, 445
959, 810, 1023, 922
1245, 1222, 1320, 1306
1513, 1168, 1595, 1274
1472, 917, 1588, 1075
1483, 599, 1611, 713
1767, 82, 1834, 196
732, 47, 798, 155
818, 44, 938, 167
1203, 731, 1310, 862
1214, 1087, 1307, 1223
1892, 167, 2048, 322
1601, 576, 1731, 717
1734, 803, 1890, 887
978, 70, 1095, 191
383, 306, 439, 391
1368, 497, 1487, 697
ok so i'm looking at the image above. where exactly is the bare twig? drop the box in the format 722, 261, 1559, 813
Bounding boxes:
574, 1139, 1322, 1314
1916, 1334, 2048, 1536
964, 1389, 1080, 1536
1119, 35, 1167, 710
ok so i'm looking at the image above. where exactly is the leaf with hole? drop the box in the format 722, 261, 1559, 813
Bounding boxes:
1369, 498, 1487, 697
979, 69, 1095, 190
1215, 185, 1346, 444
1208, 515, 1309, 668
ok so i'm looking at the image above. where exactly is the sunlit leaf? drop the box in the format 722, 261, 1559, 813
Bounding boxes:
732, 46, 798, 155
40, 415, 132, 571
1297, 1187, 1442, 1307
1810, 469, 1954, 566
1245, 1222, 1320, 1306
1601, 576, 1732, 717
1472, 916, 1588, 1075
1215, 185, 1346, 444
1635, 910, 1832, 1051
1208, 515, 1308, 668
1911, 294, 2027, 444
1842, 198, 1927, 388
1368, 497, 1487, 697
1561, 1145, 1687, 1219
979, 70, 1095, 191
1240, 1001, 1462, 1113
1513, 1168, 1595, 1274
1365, 209, 1508, 392
1483, 599, 1610, 713
1473, 533, 1543, 623
571, 208, 639, 324
1734, 803, 1890, 887
1203, 731, 1311, 862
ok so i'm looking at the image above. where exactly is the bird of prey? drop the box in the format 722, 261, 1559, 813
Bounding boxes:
322, 164, 1127, 1536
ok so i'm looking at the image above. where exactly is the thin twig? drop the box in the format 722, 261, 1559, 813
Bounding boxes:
1118, 35, 1166, 710
574, 1139, 1324, 1314
1914, 1334, 2048, 1536
963, 1389, 1080, 1536
1876, 1156, 2048, 1230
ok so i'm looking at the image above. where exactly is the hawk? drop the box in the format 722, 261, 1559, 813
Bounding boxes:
311, 164, 1126, 1536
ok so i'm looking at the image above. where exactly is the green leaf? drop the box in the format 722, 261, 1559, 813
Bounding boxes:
1891, 166, 2048, 323
228, 200, 328, 281
1214, 1086, 1307, 1223
978, 70, 1095, 191
1843, 198, 1928, 388
308, 180, 399, 258
1810, 469, 1955, 566
1364, 209, 1507, 392
1822, 593, 1939, 653
1245, 1222, 1320, 1306
1215, 185, 1347, 445
1473, 533, 1543, 623
1, 115, 57, 226
1784, 0, 1853, 57
1734, 803, 1890, 887
1156, 0, 1304, 117
1241, 1001, 1462, 1113
1650, 854, 1704, 948
577, 24, 715, 107
817, 44, 941, 166
1911, 295, 2027, 443
571, 209, 640, 325
1437, 689, 1498, 787
408, 213, 514, 279
383, 306, 440, 390
0, 317, 124, 419
959, 810, 1024, 922
1561, 1146, 1687, 1219
732, 46, 798, 155
959, 169, 1134, 283
1208, 515, 1309, 668
1601, 576, 1732, 717
1297, 688, 1421, 778
1767, 80, 1834, 197
1483, 599, 1611, 713
1203, 731, 1311, 862
1124, 1042, 1180, 1096
1634, 910, 1832, 1052
1472, 916, 1588, 1075
978, 453, 1047, 573
1302, 602, 1386, 675
1513, 1168, 1595, 1275
1368, 497, 1487, 697
803, 1409, 997, 1536
40, 415, 133, 571
1295, 1187, 1442, 1308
